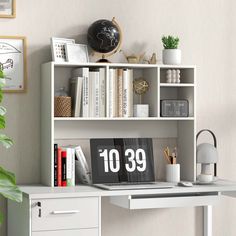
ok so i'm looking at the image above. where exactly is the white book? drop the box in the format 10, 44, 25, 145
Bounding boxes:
89, 71, 100, 117
75, 146, 92, 184
66, 148, 73, 186
106, 68, 110, 117
71, 148, 75, 186
70, 77, 83, 117
109, 69, 118, 117
123, 69, 133, 117
117, 69, 123, 117
99, 68, 106, 117
72, 68, 89, 117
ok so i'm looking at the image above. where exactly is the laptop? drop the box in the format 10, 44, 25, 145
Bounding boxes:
90, 138, 174, 190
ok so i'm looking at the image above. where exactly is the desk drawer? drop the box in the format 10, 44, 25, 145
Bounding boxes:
110, 192, 220, 209
31, 197, 99, 231
32, 228, 98, 236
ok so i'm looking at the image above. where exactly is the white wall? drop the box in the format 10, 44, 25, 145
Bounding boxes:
0, 0, 236, 235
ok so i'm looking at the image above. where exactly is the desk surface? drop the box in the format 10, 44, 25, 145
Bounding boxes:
20, 179, 236, 199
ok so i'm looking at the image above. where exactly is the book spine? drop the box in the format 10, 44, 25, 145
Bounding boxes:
57, 147, 62, 187
123, 69, 129, 117
54, 144, 58, 186
66, 148, 72, 186
61, 151, 67, 187
109, 69, 118, 117
128, 69, 134, 117
71, 148, 75, 186
99, 68, 106, 117
117, 69, 123, 117
94, 72, 100, 117
106, 68, 110, 117
82, 76, 89, 117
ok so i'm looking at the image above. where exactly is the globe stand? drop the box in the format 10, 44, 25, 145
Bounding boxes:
97, 55, 111, 63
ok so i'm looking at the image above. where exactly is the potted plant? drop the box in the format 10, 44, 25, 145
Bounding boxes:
0, 69, 22, 224
162, 35, 181, 65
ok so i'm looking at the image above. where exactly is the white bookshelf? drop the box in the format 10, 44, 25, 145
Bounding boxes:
41, 62, 196, 187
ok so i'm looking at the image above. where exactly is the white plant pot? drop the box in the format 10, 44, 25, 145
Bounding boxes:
162, 49, 181, 65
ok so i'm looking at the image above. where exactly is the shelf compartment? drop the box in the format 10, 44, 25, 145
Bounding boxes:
160, 87, 195, 117
160, 83, 195, 87
160, 68, 195, 84
110, 192, 220, 209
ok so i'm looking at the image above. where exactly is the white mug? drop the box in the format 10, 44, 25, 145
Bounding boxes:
166, 164, 180, 183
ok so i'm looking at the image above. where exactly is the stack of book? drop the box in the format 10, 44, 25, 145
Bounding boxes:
69, 67, 134, 118
54, 144, 91, 187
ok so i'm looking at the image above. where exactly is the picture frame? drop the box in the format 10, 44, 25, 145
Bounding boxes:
51, 37, 75, 62
0, 0, 16, 18
0, 36, 27, 93
65, 43, 89, 63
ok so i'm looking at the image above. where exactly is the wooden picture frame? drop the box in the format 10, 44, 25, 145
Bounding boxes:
0, 0, 16, 18
0, 36, 27, 93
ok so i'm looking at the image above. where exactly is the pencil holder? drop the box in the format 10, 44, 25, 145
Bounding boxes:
166, 164, 180, 183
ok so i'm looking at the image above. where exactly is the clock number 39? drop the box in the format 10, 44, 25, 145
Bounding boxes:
99, 148, 146, 173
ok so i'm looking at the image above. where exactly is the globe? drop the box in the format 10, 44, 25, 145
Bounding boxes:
87, 17, 122, 62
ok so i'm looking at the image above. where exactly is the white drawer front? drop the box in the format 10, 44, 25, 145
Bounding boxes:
32, 228, 98, 236
31, 197, 99, 231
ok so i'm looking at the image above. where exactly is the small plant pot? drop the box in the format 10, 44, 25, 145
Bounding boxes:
162, 49, 181, 65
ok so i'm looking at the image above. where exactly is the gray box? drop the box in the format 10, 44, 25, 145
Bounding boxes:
161, 100, 189, 117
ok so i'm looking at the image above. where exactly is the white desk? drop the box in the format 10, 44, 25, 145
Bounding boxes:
8, 180, 236, 236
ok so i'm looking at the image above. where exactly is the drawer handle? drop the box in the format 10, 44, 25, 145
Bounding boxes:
51, 210, 80, 215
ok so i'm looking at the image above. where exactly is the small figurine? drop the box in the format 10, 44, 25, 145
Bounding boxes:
145, 53, 157, 64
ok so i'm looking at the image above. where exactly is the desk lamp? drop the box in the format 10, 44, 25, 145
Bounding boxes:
196, 129, 218, 183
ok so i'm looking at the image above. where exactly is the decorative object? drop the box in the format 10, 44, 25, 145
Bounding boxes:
162, 35, 181, 65
196, 129, 218, 183
133, 77, 149, 117
166, 69, 181, 83
145, 53, 157, 64
51, 37, 75, 62
0, 69, 22, 224
0, 0, 15, 18
87, 17, 122, 62
0, 36, 27, 92
54, 87, 72, 117
166, 164, 180, 183
161, 100, 189, 117
121, 50, 145, 64
65, 43, 89, 63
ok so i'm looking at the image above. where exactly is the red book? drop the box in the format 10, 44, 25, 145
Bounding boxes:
61, 151, 67, 187
57, 147, 62, 187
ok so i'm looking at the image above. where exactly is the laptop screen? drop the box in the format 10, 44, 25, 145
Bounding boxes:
90, 138, 155, 184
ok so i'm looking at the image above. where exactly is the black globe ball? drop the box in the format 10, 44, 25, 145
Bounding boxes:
87, 19, 121, 54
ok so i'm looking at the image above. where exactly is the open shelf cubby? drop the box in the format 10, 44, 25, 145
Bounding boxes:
41, 62, 196, 187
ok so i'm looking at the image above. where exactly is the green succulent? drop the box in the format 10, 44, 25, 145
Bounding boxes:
0, 70, 22, 224
162, 35, 180, 49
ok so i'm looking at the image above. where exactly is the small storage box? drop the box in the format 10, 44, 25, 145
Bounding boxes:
54, 96, 72, 117
161, 99, 189, 117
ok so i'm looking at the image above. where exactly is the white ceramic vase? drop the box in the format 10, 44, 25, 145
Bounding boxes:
162, 49, 181, 65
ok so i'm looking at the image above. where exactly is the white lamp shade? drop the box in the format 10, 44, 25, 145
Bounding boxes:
197, 143, 218, 164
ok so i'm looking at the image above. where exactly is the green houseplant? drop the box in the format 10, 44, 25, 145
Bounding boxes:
162, 35, 181, 65
0, 69, 22, 224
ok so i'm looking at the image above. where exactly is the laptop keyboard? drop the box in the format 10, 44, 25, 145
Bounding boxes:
105, 182, 156, 186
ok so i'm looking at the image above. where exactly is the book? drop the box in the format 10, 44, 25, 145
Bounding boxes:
99, 68, 106, 117
66, 147, 76, 186
61, 151, 67, 187
57, 147, 62, 187
117, 69, 123, 117
72, 68, 89, 117
108, 69, 118, 117
75, 146, 92, 184
89, 70, 100, 117
70, 77, 83, 117
123, 69, 133, 117
54, 144, 58, 186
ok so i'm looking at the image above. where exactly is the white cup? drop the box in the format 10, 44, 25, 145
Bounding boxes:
166, 164, 180, 183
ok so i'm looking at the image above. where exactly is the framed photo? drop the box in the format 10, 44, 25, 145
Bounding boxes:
65, 43, 89, 63
51, 37, 75, 62
0, 36, 27, 93
0, 0, 16, 18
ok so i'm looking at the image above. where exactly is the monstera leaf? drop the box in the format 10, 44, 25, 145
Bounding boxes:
0, 70, 22, 225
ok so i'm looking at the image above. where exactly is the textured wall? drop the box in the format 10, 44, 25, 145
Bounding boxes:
0, 0, 236, 235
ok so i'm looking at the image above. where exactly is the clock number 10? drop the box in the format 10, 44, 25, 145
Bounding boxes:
99, 148, 146, 173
